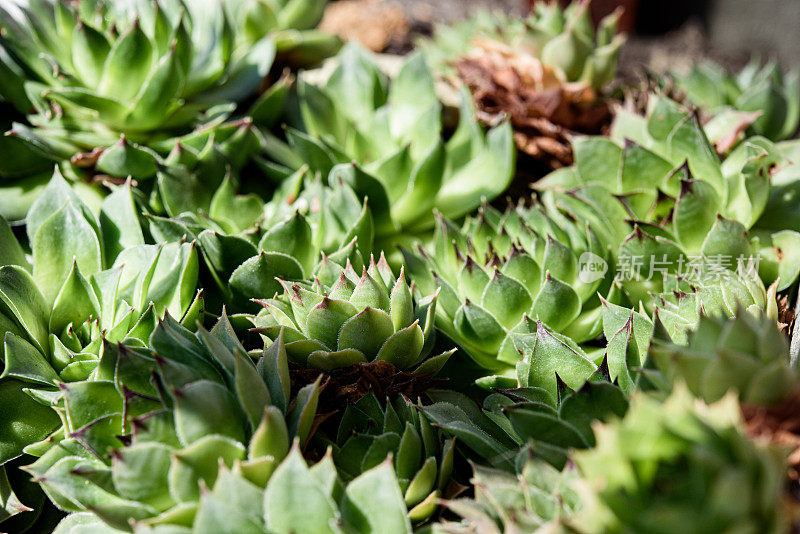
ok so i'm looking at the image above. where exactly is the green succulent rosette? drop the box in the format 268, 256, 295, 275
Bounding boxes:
317, 392, 455, 522
403, 203, 613, 373
252, 255, 453, 373
649, 311, 798, 406
1, 0, 255, 148
754, 138, 800, 286
419, 0, 625, 90
431, 458, 582, 534
0, 0, 337, 151
0, 170, 202, 469
675, 60, 800, 142
147, 172, 376, 314
0, 0, 341, 219
20, 314, 329, 532
421, 373, 628, 473
538, 94, 800, 290
264, 43, 515, 242
403, 184, 774, 386
571, 386, 788, 534
51, 448, 413, 534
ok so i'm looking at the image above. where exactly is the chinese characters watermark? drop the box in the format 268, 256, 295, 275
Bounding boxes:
577, 253, 761, 284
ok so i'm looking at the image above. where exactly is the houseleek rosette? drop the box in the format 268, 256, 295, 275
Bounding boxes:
321, 392, 455, 522
649, 311, 798, 406
1, 0, 262, 148
571, 387, 788, 534
253, 256, 453, 374
403, 180, 774, 388
0, 0, 341, 219
675, 60, 800, 142
432, 458, 581, 534
21, 315, 327, 532
538, 94, 800, 290
419, 0, 625, 90
265, 43, 515, 242
0, 0, 338, 151
403, 203, 611, 374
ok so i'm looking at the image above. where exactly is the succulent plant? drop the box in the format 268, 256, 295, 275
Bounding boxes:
403, 182, 774, 387
537, 95, 800, 290
20, 314, 325, 531
252, 254, 453, 373
571, 386, 788, 534
649, 264, 778, 344
319, 392, 455, 522
0, 0, 337, 151
675, 61, 800, 142
126, 168, 377, 316
421, 375, 628, 473
432, 457, 581, 534
265, 43, 515, 240
0, 0, 341, 220
650, 311, 798, 406
0, 0, 297, 216
0, 167, 204, 528
402, 202, 613, 372
419, 0, 625, 91
416, 1, 624, 170
51, 448, 412, 534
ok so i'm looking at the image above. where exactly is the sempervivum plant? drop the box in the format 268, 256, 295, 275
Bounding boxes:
650, 311, 797, 406
0, 177, 202, 503
674, 61, 800, 142
648, 263, 778, 345
52, 448, 413, 534
21, 314, 324, 531
571, 386, 788, 534
0, 0, 337, 153
537, 95, 800, 290
403, 203, 612, 373
1, 0, 260, 150
0, 0, 297, 219
252, 255, 453, 374
417, 0, 624, 168
419, 0, 624, 90
431, 457, 581, 534
320, 392, 455, 522
537, 181, 779, 318
265, 44, 515, 239
148, 174, 377, 314
421, 374, 628, 473
403, 191, 773, 384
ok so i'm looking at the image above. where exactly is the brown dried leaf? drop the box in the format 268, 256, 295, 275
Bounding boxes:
455, 40, 611, 169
